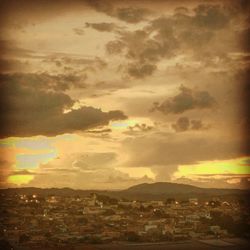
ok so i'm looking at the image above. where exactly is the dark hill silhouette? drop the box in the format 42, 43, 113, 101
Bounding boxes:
117, 182, 248, 200
125, 182, 203, 194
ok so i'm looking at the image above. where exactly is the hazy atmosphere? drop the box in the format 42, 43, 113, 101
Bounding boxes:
0, 0, 250, 190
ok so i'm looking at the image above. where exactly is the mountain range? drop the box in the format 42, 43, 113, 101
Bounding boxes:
1, 182, 249, 201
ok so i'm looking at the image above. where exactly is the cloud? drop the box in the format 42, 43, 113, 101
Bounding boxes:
115, 7, 150, 23
106, 40, 125, 54
0, 73, 86, 92
105, 174, 153, 185
0, 0, 91, 30
86, 0, 150, 23
238, 28, 250, 52
127, 63, 157, 78
172, 116, 208, 132
73, 27, 85, 35
0, 40, 41, 59
104, 25, 175, 77
107, 26, 177, 62
0, 73, 127, 138
0, 145, 24, 187
86, 0, 114, 16
123, 132, 245, 181
172, 117, 189, 132
71, 152, 117, 170
94, 81, 128, 91
1, 0, 249, 190
86, 128, 112, 134
124, 123, 154, 136
0, 58, 30, 73
25, 151, 153, 189
103, 2, 249, 78
129, 123, 153, 132
43, 55, 107, 71
174, 176, 250, 189
153, 85, 216, 115
10, 169, 41, 176
27, 167, 154, 190
192, 4, 230, 30
190, 119, 206, 130
85, 22, 117, 32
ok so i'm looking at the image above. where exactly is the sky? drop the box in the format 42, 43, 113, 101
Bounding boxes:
0, 0, 249, 190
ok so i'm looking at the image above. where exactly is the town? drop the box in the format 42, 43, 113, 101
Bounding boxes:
0, 191, 249, 249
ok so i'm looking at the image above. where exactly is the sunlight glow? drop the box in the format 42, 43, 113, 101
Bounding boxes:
173, 157, 250, 179
7, 175, 34, 186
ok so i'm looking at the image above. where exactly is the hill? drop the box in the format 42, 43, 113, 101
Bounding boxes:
114, 182, 248, 200
125, 182, 203, 194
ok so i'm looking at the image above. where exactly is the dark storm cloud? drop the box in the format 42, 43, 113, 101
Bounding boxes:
104, 2, 249, 78
0, 74, 127, 138
105, 27, 176, 77
108, 29, 162, 63
153, 85, 216, 115
107, 26, 177, 64
172, 116, 207, 132
91, 4, 236, 79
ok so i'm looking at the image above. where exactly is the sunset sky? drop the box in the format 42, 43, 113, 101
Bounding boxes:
0, 0, 249, 190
